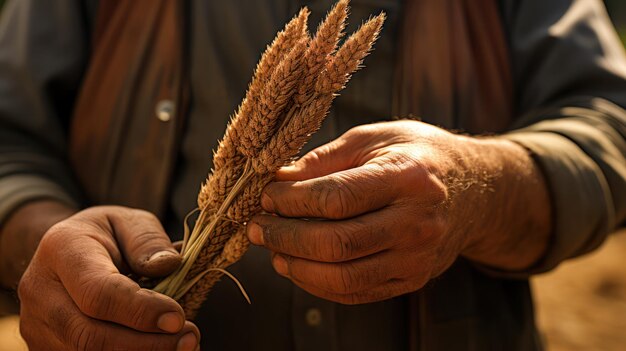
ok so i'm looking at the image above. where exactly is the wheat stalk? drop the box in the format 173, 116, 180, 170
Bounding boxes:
153, 0, 385, 318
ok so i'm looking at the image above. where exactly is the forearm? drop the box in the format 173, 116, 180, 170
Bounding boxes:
0, 200, 77, 289
456, 137, 552, 271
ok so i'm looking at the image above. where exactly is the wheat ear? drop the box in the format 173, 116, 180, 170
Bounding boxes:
153, 1, 385, 319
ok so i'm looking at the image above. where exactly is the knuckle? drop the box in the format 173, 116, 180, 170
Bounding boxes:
78, 280, 108, 319
132, 230, 169, 248
326, 229, 355, 262
264, 221, 295, 252
132, 208, 159, 221
335, 265, 359, 294
281, 221, 300, 252
378, 151, 420, 183
316, 178, 352, 219
304, 148, 325, 166
67, 318, 104, 351
128, 295, 150, 328
77, 274, 132, 321
428, 178, 449, 205
17, 274, 33, 302
414, 216, 446, 246
259, 223, 276, 247
39, 224, 66, 251
325, 192, 347, 219
345, 124, 372, 139
79, 275, 156, 331
125, 212, 165, 238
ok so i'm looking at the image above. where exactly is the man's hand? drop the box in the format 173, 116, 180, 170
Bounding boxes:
18, 206, 201, 351
247, 120, 551, 305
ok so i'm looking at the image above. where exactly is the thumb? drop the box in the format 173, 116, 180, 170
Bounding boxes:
276, 135, 362, 181
107, 207, 182, 278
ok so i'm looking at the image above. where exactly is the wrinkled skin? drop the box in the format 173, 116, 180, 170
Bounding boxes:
13, 120, 548, 349
247, 120, 551, 304
18, 207, 201, 351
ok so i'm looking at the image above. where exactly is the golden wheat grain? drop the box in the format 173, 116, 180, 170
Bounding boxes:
154, 0, 385, 319
236, 9, 310, 158
239, 39, 309, 158
202, 9, 310, 210
317, 13, 385, 94
295, 0, 348, 105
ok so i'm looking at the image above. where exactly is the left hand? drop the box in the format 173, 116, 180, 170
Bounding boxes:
246, 120, 550, 304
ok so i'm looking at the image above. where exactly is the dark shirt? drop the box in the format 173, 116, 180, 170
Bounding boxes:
1, 0, 626, 350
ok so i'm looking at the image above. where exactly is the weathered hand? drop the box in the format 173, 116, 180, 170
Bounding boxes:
18, 206, 201, 351
247, 120, 550, 304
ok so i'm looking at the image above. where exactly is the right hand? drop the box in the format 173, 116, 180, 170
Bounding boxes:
18, 206, 201, 351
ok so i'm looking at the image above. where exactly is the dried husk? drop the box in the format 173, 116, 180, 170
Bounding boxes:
153, 0, 385, 318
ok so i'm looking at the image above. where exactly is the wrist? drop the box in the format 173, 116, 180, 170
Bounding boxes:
0, 200, 77, 289
451, 136, 552, 270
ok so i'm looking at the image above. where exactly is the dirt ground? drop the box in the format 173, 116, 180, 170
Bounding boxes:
1, 232, 625, 350
532, 230, 626, 351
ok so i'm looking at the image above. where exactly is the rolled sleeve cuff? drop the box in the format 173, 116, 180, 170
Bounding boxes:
496, 131, 614, 276
0, 175, 79, 224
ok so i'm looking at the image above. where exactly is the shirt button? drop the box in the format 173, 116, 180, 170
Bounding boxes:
305, 308, 322, 327
155, 99, 175, 122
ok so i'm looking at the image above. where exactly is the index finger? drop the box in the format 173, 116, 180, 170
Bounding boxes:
248, 206, 405, 262
42, 221, 186, 334
262, 163, 400, 219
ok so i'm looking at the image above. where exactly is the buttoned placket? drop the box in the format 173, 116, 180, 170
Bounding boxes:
156, 99, 176, 122
292, 286, 338, 351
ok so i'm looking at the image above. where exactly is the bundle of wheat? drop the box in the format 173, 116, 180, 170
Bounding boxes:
153, 0, 385, 318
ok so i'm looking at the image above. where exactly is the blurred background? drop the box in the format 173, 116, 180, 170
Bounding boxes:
0, 1, 625, 351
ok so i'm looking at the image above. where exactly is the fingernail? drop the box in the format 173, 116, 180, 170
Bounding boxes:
177, 332, 198, 351
261, 192, 275, 213
157, 312, 183, 333
279, 164, 297, 173
273, 255, 288, 276
149, 250, 178, 262
247, 222, 264, 245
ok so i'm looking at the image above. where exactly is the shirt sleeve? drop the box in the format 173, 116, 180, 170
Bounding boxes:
0, 0, 92, 223
498, 0, 626, 274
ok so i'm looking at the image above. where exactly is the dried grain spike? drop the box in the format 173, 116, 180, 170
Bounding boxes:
157, 2, 387, 319
181, 268, 223, 317
256, 94, 335, 173
182, 231, 250, 318
213, 8, 309, 166
198, 156, 246, 210
238, 39, 309, 158
221, 230, 250, 265
257, 13, 386, 174
253, 7, 310, 88
197, 181, 209, 209
317, 13, 385, 94
188, 220, 234, 277
201, 10, 309, 209
211, 119, 241, 171
295, 0, 349, 104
